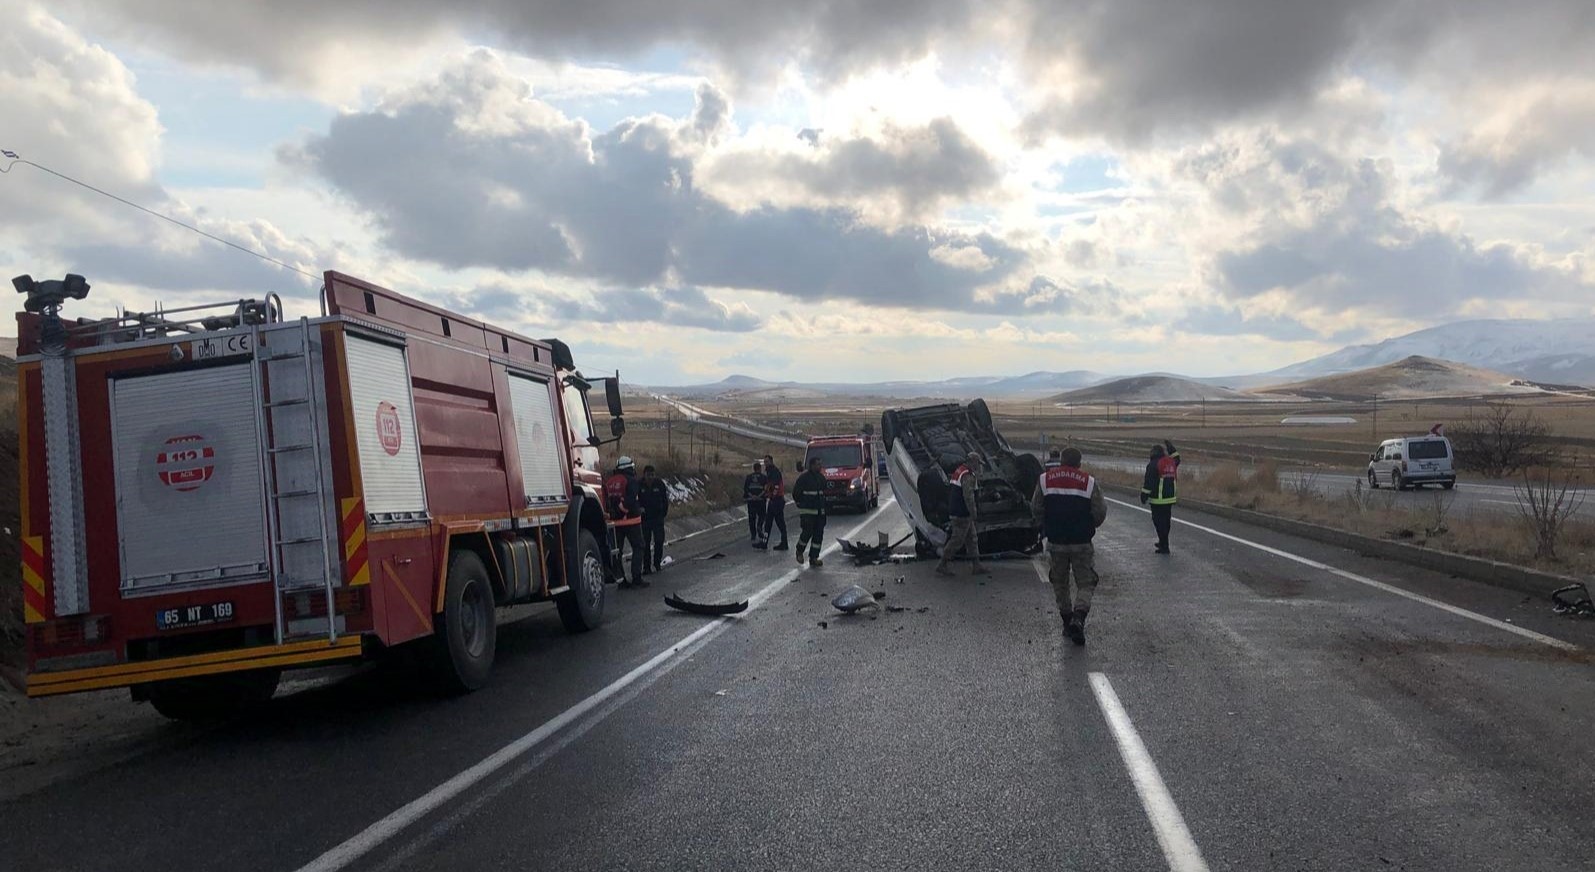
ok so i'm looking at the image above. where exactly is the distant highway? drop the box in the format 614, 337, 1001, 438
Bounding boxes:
653, 395, 808, 448
1079, 454, 1593, 520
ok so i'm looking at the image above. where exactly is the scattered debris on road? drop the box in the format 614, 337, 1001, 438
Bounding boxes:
664, 594, 749, 616
1551, 583, 1593, 617
697, 552, 728, 561
831, 585, 882, 614
837, 531, 916, 565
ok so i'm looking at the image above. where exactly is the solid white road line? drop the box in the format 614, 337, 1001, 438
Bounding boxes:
294, 498, 898, 872
1106, 497, 1577, 651
1089, 673, 1210, 872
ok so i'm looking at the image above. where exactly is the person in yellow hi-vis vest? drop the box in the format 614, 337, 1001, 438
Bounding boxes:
1140, 440, 1180, 554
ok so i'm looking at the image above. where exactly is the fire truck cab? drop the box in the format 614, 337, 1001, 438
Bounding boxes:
801, 433, 879, 512
15, 271, 624, 718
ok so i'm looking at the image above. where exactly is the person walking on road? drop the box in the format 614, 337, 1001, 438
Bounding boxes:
936, 451, 989, 576
639, 464, 670, 574
1141, 440, 1180, 554
761, 453, 789, 551
792, 456, 828, 567
744, 460, 769, 547
1032, 447, 1107, 646
604, 456, 647, 587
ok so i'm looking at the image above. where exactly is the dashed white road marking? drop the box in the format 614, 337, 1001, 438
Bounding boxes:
1107, 497, 1576, 651
1090, 673, 1210, 872
294, 499, 897, 872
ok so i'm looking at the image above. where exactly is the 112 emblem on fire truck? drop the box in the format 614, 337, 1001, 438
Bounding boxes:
157, 434, 216, 492
376, 401, 402, 456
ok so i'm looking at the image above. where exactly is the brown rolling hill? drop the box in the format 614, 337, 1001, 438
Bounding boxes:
1052, 375, 1252, 404
1254, 355, 1543, 400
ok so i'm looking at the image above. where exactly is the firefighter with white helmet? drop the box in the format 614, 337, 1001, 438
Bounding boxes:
605, 455, 646, 587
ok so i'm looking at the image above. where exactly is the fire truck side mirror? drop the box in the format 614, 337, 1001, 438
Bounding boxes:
609, 417, 626, 439
604, 377, 624, 418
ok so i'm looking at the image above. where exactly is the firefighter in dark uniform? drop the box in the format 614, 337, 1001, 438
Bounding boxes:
792, 456, 828, 567
1141, 440, 1180, 554
744, 460, 769, 547
638, 464, 670, 574
760, 453, 789, 551
1031, 447, 1107, 645
604, 456, 646, 587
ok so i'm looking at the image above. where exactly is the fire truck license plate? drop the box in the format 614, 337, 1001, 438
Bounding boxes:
157, 601, 235, 631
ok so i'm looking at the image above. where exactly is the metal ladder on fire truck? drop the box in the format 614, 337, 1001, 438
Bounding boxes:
252, 316, 339, 645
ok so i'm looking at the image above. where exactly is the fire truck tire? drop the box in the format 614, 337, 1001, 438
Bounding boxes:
427, 550, 497, 693
556, 529, 607, 633
144, 669, 281, 721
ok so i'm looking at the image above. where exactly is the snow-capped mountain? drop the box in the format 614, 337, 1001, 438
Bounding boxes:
1265, 318, 1595, 386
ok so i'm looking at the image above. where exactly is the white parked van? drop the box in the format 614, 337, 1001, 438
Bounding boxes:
1367, 435, 1456, 490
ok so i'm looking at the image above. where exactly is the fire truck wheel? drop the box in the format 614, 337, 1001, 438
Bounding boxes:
427, 549, 497, 693
556, 529, 607, 633
143, 669, 281, 721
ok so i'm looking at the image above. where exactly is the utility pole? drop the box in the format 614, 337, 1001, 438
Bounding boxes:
666, 409, 673, 454
1201, 397, 1206, 429
1371, 394, 1379, 441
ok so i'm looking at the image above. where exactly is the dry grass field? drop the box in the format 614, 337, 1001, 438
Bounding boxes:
698, 393, 1595, 476
1092, 461, 1595, 577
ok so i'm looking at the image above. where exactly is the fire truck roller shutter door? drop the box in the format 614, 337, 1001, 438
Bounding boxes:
345, 336, 427, 518
507, 374, 566, 504
113, 364, 269, 592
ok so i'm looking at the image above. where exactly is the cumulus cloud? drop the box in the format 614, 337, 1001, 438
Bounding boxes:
1016, 1, 1595, 146
442, 283, 761, 333
1437, 81, 1595, 198
1175, 304, 1324, 342
699, 117, 1002, 222
67, 0, 989, 93
290, 51, 1050, 315
1, 5, 327, 299
0, 4, 162, 231
1169, 129, 1593, 319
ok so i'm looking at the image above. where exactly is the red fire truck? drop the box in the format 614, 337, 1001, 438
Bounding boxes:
14, 271, 625, 717
801, 433, 880, 512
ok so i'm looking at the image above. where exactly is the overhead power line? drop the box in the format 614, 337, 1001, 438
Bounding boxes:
1, 149, 321, 282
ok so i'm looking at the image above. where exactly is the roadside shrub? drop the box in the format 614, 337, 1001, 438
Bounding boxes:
1252, 460, 1280, 494
1451, 404, 1553, 478
1200, 463, 1248, 497
1515, 466, 1587, 559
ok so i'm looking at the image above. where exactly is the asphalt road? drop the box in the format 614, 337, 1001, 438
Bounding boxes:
4, 486, 1595, 871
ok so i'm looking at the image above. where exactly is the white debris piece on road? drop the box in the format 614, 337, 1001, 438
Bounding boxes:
831, 585, 881, 614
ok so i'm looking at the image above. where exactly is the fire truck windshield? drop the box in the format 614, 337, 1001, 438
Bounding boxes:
806, 444, 862, 469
